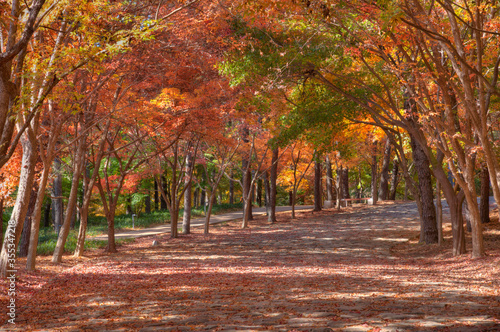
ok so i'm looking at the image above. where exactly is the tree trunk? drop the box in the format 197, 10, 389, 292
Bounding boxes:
204, 193, 216, 234
161, 176, 168, 210
0, 199, 3, 248
410, 135, 438, 244
480, 164, 490, 224
336, 166, 343, 208
242, 198, 252, 228
326, 156, 334, 202
18, 188, 37, 257
74, 204, 89, 257
182, 153, 193, 235
342, 167, 350, 203
257, 178, 263, 207
52, 157, 63, 234
389, 159, 399, 200
106, 206, 117, 252
464, 201, 472, 232
268, 148, 278, 223
378, 138, 391, 200
436, 181, 443, 245
242, 158, 253, 222
193, 187, 199, 208
154, 179, 159, 211
0, 134, 38, 277
264, 171, 271, 216
313, 160, 322, 211
371, 152, 378, 204
171, 207, 178, 238
451, 193, 466, 255
52, 135, 87, 263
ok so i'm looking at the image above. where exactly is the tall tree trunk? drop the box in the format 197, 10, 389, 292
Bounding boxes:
313, 160, 322, 211
52, 134, 86, 263
154, 179, 159, 211
204, 193, 216, 234
410, 135, 438, 244
291, 188, 297, 219
336, 166, 343, 208
193, 187, 199, 208
371, 151, 378, 204
257, 178, 263, 207
436, 181, 443, 245
242, 158, 253, 224
389, 159, 399, 200
18, 188, 37, 257
170, 207, 178, 238
52, 157, 63, 234
161, 176, 168, 210
182, 153, 193, 235
0, 134, 38, 277
268, 148, 278, 223
106, 205, 117, 253
264, 171, 271, 216
0, 199, 3, 248
480, 164, 490, 224
342, 167, 350, 202
325, 156, 334, 202
464, 201, 472, 232
378, 138, 391, 200
200, 188, 206, 211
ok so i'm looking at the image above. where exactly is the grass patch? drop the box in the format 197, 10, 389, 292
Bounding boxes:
87, 202, 244, 234
36, 228, 135, 256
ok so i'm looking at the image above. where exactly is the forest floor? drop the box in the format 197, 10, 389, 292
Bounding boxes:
1, 201, 500, 331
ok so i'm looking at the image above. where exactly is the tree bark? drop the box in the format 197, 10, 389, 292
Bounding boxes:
52, 157, 63, 234
18, 188, 37, 257
436, 181, 443, 245
154, 179, 159, 211
389, 159, 399, 200
52, 130, 87, 263
182, 152, 193, 235
257, 178, 263, 207
264, 171, 271, 216
464, 201, 472, 233
0, 199, 3, 248
371, 149, 378, 204
325, 155, 334, 202
480, 164, 490, 224
268, 147, 278, 223
378, 138, 391, 200
410, 134, 438, 244
336, 166, 343, 208
341, 167, 350, 203
0, 133, 38, 277
313, 160, 322, 211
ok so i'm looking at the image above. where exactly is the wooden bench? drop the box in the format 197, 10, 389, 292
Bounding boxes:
325, 198, 372, 208
340, 198, 371, 207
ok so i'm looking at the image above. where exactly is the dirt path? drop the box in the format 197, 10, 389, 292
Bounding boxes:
2, 201, 500, 331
